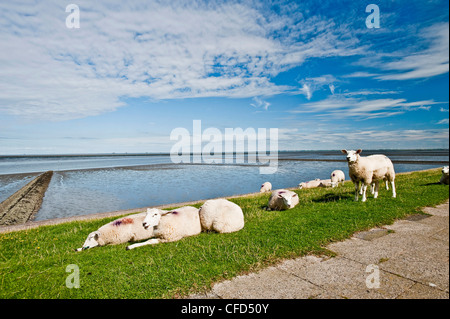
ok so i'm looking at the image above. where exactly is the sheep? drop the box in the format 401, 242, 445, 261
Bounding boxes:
75, 209, 167, 251
126, 206, 201, 250
440, 166, 449, 185
198, 198, 244, 233
260, 181, 272, 193
318, 179, 333, 188
341, 149, 396, 202
330, 170, 345, 187
298, 179, 322, 189
267, 189, 299, 210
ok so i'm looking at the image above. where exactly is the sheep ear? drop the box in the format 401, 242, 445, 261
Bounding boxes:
341, 149, 347, 154
356, 149, 362, 154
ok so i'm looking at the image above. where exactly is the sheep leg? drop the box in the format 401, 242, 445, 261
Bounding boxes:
370, 183, 375, 195
359, 181, 363, 195
354, 182, 359, 201
361, 184, 368, 202
391, 181, 396, 198
126, 238, 161, 250
373, 181, 379, 199
385, 179, 389, 190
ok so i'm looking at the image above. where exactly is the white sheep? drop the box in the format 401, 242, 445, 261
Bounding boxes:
126, 206, 201, 250
330, 170, 345, 187
267, 189, 299, 210
298, 179, 322, 189
341, 149, 396, 202
260, 182, 272, 193
440, 166, 449, 185
75, 209, 166, 251
198, 198, 244, 233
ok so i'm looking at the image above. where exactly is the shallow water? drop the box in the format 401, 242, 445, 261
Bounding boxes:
0, 151, 447, 221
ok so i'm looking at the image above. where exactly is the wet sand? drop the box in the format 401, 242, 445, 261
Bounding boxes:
0, 171, 53, 226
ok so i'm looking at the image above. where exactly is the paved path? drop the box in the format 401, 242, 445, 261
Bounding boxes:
192, 201, 449, 299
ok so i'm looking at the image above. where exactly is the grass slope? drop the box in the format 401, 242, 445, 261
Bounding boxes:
0, 169, 448, 298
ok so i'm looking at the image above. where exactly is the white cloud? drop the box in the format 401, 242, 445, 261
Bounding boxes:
365, 22, 449, 81
0, 1, 363, 121
291, 95, 445, 120
437, 119, 449, 125
250, 96, 270, 110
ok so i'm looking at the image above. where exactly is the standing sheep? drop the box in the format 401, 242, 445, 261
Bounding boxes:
440, 166, 449, 185
267, 189, 299, 210
260, 182, 272, 193
341, 149, 396, 202
198, 198, 244, 233
76, 209, 165, 251
126, 206, 201, 250
330, 170, 345, 187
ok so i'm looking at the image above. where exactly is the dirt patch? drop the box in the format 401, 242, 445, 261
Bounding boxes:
0, 171, 53, 226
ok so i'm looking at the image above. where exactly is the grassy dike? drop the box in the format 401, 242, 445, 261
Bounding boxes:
0, 168, 448, 298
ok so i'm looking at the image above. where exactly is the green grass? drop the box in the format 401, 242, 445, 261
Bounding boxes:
0, 168, 448, 298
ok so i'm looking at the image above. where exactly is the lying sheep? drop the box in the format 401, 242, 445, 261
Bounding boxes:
330, 170, 345, 187
298, 179, 322, 189
267, 189, 299, 210
76, 209, 166, 251
260, 182, 272, 193
126, 206, 201, 250
298, 179, 333, 189
440, 166, 449, 185
199, 198, 244, 233
342, 149, 396, 202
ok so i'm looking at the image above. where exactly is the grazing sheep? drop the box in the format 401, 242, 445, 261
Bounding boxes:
298, 179, 322, 189
341, 149, 396, 202
260, 182, 272, 193
268, 189, 299, 210
75, 209, 167, 251
126, 206, 201, 250
198, 198, 244, 233
330, 170, 345, 187
440, 166, 449, 185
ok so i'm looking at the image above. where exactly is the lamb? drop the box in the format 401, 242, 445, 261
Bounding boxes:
440, 166, 449, 185
330, 170, 345, 187
267, 189, 299, 210
126, 206, 201, 250
198, 198, 244, 233
341, 149, 396, 202
260, 182, 272, 193
75, 209, 167, 251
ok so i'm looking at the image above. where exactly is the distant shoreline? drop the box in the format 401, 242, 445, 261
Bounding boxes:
0, 148, 448, 158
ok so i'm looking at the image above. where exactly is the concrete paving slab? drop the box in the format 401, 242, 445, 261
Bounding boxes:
396, 282, 449, 299
279, 255, 415, 299
211, 266, 323, 299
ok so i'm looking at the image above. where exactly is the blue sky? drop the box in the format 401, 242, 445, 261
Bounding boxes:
0, 0, 448, 154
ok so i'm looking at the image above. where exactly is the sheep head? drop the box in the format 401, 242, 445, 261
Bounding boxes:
278, 191, 296, 208
143, 208, 162, 229
341, 149, 362, 164
77, 231, 100, 251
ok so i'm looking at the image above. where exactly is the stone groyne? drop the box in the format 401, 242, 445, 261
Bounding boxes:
0, 171, 53, 226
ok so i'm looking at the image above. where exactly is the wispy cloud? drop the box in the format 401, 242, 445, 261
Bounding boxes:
0, 1, 363, 121
250, 96, 270, 110
291, 95, 445, 120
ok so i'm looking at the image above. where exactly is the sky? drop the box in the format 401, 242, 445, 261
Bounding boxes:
0, 0, 448, 154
